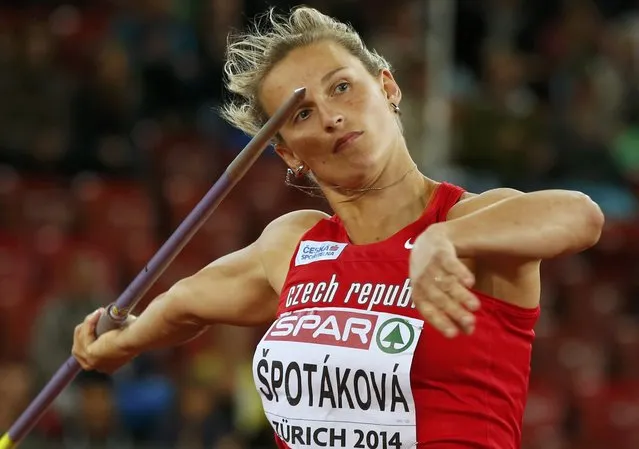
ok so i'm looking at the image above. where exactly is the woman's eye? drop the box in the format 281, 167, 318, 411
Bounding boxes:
335, 82, 350, 93
296, 109, 311, 122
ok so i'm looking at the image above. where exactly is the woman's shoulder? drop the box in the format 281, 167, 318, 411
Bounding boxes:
258, 209, 331, 254
266, 209, 331, 233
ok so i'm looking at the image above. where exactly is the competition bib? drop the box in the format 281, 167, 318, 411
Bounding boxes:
253, 307, 423, 449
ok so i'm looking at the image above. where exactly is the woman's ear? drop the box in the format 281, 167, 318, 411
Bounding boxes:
379, 68, 402, 106
274, 143, 302, 171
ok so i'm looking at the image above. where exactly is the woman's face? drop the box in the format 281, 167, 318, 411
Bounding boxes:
259, 40, 402, 190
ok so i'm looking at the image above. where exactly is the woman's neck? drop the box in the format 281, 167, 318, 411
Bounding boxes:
325, 157, 438, 245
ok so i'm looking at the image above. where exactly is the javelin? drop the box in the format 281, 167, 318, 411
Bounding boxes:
0, 87, 306, 449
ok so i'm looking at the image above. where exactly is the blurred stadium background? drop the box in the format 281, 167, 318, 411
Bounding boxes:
0, 0, 638, 448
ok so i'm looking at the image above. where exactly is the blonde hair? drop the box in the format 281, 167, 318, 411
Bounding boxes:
219, 6, 392, 138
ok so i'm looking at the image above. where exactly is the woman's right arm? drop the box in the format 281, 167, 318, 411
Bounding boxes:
72, 210, 327, 373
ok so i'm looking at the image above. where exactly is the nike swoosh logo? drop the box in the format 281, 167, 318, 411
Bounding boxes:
404, 239, 414, 250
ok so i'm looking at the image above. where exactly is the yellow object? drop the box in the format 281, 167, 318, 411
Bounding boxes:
0, 433, 14, 449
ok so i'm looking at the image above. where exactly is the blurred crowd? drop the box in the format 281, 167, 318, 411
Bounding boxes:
0, 1, 638, 449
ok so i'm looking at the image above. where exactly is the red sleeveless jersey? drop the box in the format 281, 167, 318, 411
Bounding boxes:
252, 182, 540, 449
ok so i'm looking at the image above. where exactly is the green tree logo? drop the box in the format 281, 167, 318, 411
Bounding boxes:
376, 318, 415, 354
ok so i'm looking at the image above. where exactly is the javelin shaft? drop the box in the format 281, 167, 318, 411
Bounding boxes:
1, 87, 306, 449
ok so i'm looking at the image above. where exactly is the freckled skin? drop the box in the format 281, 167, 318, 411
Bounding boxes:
259, 41, 407, 190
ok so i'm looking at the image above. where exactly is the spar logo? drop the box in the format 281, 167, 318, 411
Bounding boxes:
375, 318, 415, 354
294, 240, 348, 266
265, 309, 378, 350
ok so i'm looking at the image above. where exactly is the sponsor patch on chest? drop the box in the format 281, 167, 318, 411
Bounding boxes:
253, 307, 423, 449
295, 240, 348, 266
265, 309, 378, 350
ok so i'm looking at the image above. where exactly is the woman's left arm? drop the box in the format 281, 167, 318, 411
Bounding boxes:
409, 188, 605, 338
434, 188, 605, 260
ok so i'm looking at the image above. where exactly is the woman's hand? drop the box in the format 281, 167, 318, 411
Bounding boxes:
409, 225, 480, 338
72, 309, 137, 374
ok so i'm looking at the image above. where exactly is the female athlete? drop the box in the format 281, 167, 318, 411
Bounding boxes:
72, 7, 604, 449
